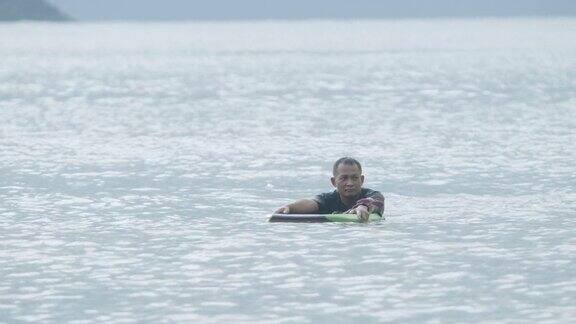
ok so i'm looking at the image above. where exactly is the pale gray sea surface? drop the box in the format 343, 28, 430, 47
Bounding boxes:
1, 19, 575, 323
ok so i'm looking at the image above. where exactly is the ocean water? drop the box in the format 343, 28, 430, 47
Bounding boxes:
1, 19, 575, 323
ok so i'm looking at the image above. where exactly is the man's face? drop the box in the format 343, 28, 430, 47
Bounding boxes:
331, 163, 364, 199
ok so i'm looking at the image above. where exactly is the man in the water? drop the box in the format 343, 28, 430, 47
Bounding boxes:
275, 157, 384, 222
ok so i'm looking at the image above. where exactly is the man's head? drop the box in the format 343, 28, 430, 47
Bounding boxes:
331, 157, 364, 199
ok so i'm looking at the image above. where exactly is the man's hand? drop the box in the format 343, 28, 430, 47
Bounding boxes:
275, 205, 290, 214
346, 205, 370, 222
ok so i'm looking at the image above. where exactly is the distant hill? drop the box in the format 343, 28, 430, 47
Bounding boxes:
47, 0, 576, 21
0, 0, 70, 21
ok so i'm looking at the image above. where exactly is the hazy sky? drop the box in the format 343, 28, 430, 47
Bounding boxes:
47, 0, 576, 21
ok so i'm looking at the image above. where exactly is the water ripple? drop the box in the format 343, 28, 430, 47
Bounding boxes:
1, 20, 575, 323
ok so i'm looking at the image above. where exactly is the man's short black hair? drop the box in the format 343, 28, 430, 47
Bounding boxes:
332, 157, 362, 176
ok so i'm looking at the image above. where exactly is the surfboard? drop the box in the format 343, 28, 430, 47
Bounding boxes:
268, 213, 382, 223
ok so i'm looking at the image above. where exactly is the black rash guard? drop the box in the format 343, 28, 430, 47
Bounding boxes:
312, 188, 385, 215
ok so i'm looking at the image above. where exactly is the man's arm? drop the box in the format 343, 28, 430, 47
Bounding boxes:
364, 191, 385, 215
275, 199, 319, 214
346, 191, 385, 222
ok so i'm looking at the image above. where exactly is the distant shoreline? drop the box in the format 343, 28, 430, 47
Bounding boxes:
45, 0, 576, 22
46, 14, 576, 23
2, 15, 575, 24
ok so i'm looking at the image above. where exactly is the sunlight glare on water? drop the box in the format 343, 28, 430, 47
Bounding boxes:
1, 19, 575, 322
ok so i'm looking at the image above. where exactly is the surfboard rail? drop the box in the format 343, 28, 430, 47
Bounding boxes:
268, 213, 382, 223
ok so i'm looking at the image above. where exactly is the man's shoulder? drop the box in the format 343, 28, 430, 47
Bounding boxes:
314, 190, 339, 200
361, 187, 380, 194
361, 188, 384, 198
